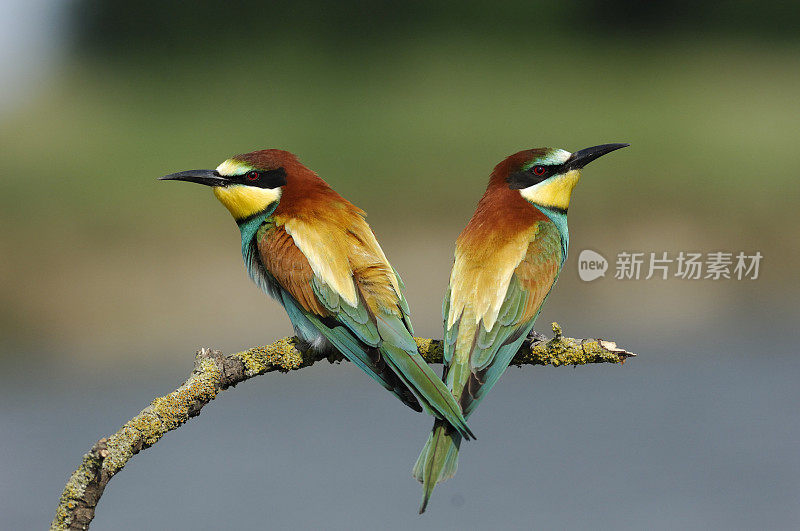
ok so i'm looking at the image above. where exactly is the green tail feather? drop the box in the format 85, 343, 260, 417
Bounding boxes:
412, 419, 463, 513
376, 314, 474, 440
380, 340, 474, 440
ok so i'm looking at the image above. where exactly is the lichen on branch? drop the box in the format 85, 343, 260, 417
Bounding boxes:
51, 323, 635, 530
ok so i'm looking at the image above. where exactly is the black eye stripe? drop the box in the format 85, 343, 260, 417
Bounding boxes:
238, 167, 287, 189
506, 163, 566, 190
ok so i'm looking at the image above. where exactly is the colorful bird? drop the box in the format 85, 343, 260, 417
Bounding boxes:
413, 143, 629, 512
161, 149, 474, 440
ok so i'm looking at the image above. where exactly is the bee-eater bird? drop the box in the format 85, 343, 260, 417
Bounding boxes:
413, 143, 629, 512
160, 149, 473, 440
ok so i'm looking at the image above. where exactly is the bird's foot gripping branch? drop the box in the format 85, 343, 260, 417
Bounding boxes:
51, 323, 635, 530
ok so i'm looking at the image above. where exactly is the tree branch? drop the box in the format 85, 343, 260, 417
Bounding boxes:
51, 323, 635, 530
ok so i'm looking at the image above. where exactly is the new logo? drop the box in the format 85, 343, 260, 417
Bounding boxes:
578, 249, 608, 282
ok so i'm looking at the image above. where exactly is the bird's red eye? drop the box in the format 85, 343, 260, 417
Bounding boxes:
533, 166, 546, 176
246, 171, 259, 181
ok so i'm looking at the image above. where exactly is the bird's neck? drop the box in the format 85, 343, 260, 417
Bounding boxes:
459, 182, 570, 266
532, 205, 569, 265
490, 166, 570, 263
461, 182, 547, 242
236, 202, 279, 254
272, 171, 358, 220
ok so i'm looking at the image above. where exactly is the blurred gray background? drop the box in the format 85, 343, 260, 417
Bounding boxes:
1, 1, 799, 529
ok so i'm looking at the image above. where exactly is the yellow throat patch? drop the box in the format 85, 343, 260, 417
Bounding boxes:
213, 184, 282, 220
519, 169, 581, 210
211, 159, 282, 220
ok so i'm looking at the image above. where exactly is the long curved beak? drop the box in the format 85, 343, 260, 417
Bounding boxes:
159, 169, 229, 187
567, 143, 630, 170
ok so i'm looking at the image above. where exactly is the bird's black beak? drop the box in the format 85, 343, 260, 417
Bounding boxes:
159, 169, 229, 187
567, 143, 630, 170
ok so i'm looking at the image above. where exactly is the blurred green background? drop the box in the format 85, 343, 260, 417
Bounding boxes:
2, 1, 799, 529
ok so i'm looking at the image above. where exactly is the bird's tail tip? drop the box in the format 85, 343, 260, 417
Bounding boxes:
418, 496, 431, 514
412, 420, 462, 514
461, 423, 476, 441
416, 463, 437, 515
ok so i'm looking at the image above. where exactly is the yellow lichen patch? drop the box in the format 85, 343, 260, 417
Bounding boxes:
51, 441, 111, 528
189, 359, 222, 401
103, 431, 131, 474
150, 393, 190, 432
53, 332, 635, 530
514, 322, 631, 367
196, 354, 223, 381
236, 337, 307, 376
128, 410, 163, 447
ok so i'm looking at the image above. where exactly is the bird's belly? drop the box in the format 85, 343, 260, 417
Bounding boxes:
294, 325, 330, 352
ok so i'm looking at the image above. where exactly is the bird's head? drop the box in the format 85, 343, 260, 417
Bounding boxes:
160, 149, 300, 222
502, 143, 629, 211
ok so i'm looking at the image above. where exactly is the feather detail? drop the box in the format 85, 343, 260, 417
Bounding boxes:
256, 217, 473, 437
282, 217, 360, 307
257, 224, 328, 316
447, 172, 548, 331
412, 148, 584, 510
446, 221, 563, 413
275, 208, 404, 317
413, 419, 462, 514
239, 151, 471, 436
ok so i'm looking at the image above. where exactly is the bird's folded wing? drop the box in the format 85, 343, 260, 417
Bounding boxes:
444, 239, 561, 416
258, 224, 421, 410
310, 274, 472, 438
312, 276, 381, 346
